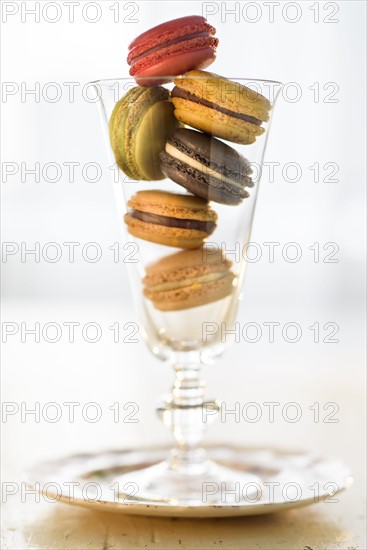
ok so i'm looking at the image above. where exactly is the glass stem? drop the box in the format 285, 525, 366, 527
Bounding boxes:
157, 352, 219, 476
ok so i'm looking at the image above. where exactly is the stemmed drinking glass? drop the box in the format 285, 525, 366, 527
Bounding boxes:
93, 76, 282, 505
26, 75, 352, 516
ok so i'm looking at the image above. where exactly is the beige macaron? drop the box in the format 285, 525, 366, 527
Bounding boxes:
143, 247, 236, 311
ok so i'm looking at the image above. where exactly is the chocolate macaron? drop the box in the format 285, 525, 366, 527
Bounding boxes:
160, 128, 253, 205
124, 190, 217, 249
143, 247, 236, 311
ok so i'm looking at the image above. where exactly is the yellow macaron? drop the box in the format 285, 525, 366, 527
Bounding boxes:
172, 70, 272, 144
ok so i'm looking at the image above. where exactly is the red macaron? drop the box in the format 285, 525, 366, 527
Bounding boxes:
127, 16, 218, 87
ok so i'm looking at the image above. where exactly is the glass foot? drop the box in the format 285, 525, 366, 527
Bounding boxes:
115, 455, 262, 505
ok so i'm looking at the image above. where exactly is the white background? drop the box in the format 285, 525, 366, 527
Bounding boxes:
2, 1, 365, 305
1, 1, 366, 532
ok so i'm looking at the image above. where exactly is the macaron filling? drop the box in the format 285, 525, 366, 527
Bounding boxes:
172, 87, 263, 125
130, 209, 216, 232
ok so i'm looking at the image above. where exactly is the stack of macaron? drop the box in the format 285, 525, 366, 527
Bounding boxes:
109, 15, 272, 310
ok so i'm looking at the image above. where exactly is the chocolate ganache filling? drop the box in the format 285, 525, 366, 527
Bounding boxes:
172, 87, 263, 125
131, 210, 216, 232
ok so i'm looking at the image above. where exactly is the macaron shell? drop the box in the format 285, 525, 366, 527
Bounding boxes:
133, 47, 217, 87
145, 246, 230, 269
124, 214, 209, 249
133, 100, 179, 179
144, 247, 232, 286
144, 272, 235, 311
172, 99, 264, 144
128, 16, 215, 54
128, 190, 217, 221
109, 87, 145, 178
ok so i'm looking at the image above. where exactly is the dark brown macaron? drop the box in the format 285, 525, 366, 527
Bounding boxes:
160, 128, 253, 205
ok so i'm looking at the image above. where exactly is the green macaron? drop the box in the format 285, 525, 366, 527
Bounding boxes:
109, 86, 180, 180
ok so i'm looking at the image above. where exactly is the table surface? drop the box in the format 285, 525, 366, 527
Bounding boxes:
2, 301, 366, 550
